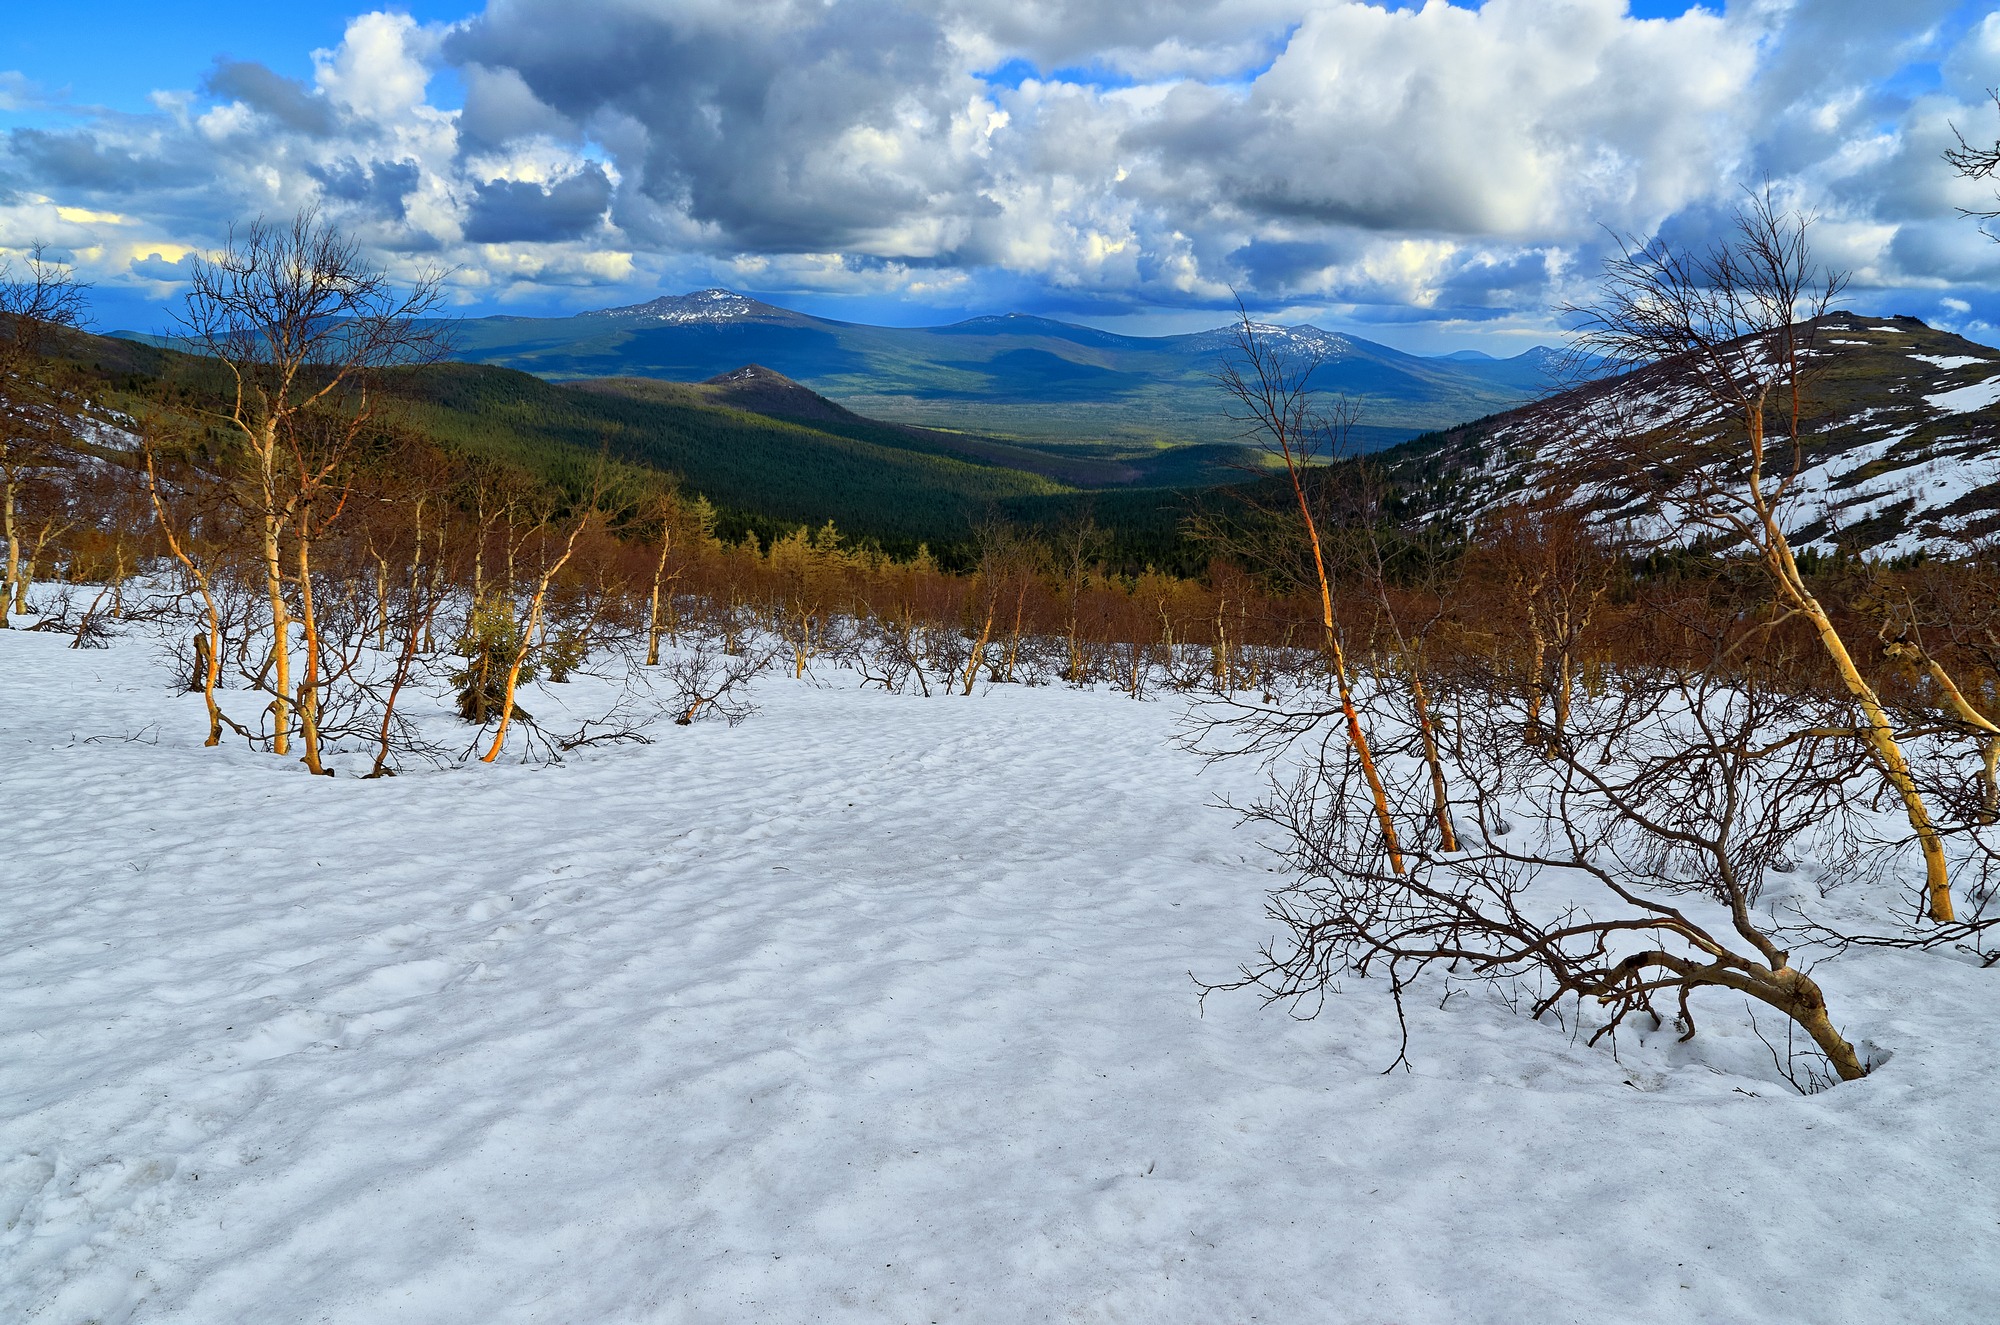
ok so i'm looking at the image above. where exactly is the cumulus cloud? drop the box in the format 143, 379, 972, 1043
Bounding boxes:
4, 1, 2000, 339
445, 0, 989, 255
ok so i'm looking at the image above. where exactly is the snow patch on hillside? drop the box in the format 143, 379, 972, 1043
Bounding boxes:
1403, 318, 2000, 558
1925, 376, 2000, 415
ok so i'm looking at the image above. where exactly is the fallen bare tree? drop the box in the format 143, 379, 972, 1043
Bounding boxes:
1210, 628, 1889, 1088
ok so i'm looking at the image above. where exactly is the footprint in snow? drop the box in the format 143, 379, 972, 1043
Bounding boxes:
232, 1008, 351, 1062
321, 958, 461, 1013
0, 1153, 57, 1236
465, 895, 521, 922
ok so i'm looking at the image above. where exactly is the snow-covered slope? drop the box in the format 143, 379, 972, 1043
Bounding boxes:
1390, 312, 2000, 557
1182, 320, 1355, 359
4, 626, 1996, 1322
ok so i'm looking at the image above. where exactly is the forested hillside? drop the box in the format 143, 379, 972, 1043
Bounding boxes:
68, 331, 1225, 571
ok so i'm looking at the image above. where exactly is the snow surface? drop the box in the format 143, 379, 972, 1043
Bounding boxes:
1909, 354, 1990, 371
1924, 376, 2000, 415
5, 626, 1999, 1323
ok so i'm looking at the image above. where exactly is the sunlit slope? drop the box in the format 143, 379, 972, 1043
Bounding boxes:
388, 363, 1073, 549
1379, 313, 2000, 557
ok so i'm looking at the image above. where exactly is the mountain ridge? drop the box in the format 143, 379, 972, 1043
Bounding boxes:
568, 291, 1559, 370
1379, 311, 2000, 558
435, 288, 1564, 448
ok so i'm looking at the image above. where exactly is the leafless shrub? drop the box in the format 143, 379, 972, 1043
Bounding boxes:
666, 634, 771, 726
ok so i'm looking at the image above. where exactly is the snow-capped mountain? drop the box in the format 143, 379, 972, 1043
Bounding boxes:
1183, 322, 1355, 359
1384, 312, 2000, 558
579, 289, 791, 324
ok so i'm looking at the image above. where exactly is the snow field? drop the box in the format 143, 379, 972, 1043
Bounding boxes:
3, 626, 1998, 1323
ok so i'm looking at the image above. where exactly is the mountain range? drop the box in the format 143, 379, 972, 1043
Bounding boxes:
104, 290, 2000, 565
439, 289, 1564, 451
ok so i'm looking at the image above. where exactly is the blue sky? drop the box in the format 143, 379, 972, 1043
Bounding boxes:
5, 1, 2000, 353
1, 4, 469, 115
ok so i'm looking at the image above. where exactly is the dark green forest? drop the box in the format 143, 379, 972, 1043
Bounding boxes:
75, 330, 1254, 574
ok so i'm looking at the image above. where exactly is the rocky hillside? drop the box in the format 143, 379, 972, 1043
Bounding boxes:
1382, 312, 2000, 558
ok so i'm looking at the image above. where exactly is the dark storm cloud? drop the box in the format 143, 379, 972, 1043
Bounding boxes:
444, 1, 981, 255
130, 251, 193, 281
204, 60, 339, 137
463, 167, 613, 244
6, 128, 187, 192
307, 157, 421, 220
1229, 237, 1344, 288
1429, 249, 1560, 311
456, 63, 575, 151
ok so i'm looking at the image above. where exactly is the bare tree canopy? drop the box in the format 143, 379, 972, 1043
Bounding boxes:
175, 207, 452, 418
1562, 192, 1844, 409
0, 245, 90, 629
1946, 89, 2000, 229
172, 207, 452, 766
0, 244, 90, 365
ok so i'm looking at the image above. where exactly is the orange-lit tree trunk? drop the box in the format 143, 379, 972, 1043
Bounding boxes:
482, 516, 588, 763
1283, 437, 1404, 875
1219, 313, 1403, 873
961, 601, 996, 695
646, 522, 675, 666
145, 449, 225, 747
294, 504, 329, 775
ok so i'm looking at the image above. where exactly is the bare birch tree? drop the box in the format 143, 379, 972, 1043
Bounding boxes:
176, 208, 448, 764
0, 246, 88, 628
1214, 639, 1878, 1086
1946, 90, 2000, 235
1562, 192, 1966, 923
1215, 312, 1405, 873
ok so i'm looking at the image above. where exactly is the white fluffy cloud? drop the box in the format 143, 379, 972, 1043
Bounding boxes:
5, 1, 2000, 338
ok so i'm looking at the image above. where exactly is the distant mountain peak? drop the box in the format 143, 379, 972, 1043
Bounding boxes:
699, 362, 858, 425
1185, 322, 1352, 357
704, 363, 790, 386
584, 289, 773, 323
439, 291, 1560, 445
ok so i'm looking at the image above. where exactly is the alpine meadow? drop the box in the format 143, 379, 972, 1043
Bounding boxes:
9, 3, 2000, 1322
